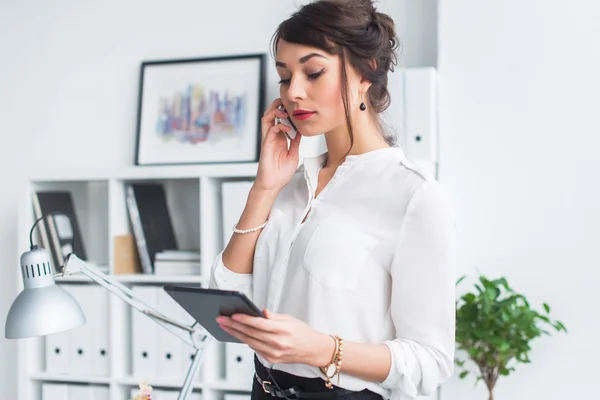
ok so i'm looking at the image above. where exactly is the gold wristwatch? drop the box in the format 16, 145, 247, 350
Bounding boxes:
319, 335, 344, 389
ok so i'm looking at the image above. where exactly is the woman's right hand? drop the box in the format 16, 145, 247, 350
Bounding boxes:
254, 98, 302, 192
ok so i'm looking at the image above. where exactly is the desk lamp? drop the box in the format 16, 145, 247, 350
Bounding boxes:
4, 212, 210, 400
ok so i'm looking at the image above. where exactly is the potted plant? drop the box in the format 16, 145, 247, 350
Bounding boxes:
454, 275, 567, 400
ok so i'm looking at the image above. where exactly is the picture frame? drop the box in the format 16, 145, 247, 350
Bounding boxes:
134, 53, 266, 166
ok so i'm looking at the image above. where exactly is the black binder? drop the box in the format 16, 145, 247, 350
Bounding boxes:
32, 191, 87, 269
125, 183, 178, 274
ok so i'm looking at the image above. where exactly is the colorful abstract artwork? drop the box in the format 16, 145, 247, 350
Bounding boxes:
135, 54, 265, 166
155, 86, 247, 144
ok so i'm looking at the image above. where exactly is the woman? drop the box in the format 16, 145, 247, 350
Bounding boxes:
209, 0, 457, 399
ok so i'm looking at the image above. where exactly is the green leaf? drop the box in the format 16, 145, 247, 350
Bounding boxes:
555, 320, 568, 332
543, 303, 550, 313
454, 273, 568, 386
459, 371, 469, 379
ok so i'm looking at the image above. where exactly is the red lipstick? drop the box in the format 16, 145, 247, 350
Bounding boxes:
293, 109, 316, 120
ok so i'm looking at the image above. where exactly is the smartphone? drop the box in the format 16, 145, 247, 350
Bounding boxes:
275, 105, 298, 140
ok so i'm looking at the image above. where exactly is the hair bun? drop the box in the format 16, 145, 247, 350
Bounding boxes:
374, 11, 397, 49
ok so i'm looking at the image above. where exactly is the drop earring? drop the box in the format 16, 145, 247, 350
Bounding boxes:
359, 92, 366, 111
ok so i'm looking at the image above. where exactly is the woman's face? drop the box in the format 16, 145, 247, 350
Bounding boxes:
275, 40, 352, 137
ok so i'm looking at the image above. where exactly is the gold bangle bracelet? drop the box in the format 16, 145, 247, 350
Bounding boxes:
320, 335, 343, 389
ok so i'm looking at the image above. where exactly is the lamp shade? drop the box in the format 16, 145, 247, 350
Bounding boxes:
5, 247, 86, 339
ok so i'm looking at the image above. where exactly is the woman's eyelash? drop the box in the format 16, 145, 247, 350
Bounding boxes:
278, 69, 325, 85
308, 69, 325, 79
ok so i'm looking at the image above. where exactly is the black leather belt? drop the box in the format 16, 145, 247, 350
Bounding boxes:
254, 372, 354, 399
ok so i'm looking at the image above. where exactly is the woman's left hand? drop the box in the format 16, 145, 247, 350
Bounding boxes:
216, 310, 333, 367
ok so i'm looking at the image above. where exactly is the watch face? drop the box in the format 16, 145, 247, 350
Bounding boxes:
325, 364, 337, 377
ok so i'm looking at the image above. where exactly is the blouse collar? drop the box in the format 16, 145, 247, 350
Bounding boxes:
301, 147, 406, 196
303, 146, 405, 172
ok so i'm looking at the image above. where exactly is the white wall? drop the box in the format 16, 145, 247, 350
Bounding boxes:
438, 1, 600, 399
5, 0, 597, 399
0, 1, 433, 398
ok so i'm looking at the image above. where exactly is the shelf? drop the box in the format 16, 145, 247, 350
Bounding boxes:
29, 372, 111, 385
19, 160, 258, 400
27, 374, 253, 392
115, 376, 204, 390
116, 163, 259, 180
55, 274, 207, 285
115, 274, 208, 285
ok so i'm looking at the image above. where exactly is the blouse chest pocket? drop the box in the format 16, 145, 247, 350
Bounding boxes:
301, 217, 378, 290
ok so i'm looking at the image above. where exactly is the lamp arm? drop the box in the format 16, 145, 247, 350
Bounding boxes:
62, 254, 211, 400
63, 253, 204, 349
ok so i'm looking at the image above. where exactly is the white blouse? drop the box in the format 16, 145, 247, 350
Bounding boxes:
209, 147, 457, 400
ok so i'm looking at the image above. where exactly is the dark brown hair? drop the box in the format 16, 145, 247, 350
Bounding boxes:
271, 0, 401, 153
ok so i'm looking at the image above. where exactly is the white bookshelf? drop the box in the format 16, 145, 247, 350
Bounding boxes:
16, 163, 259, 400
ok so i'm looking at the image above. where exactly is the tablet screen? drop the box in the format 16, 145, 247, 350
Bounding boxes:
163, 286, 264, 343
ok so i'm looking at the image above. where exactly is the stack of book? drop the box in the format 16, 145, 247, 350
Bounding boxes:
154, 250, 201, 276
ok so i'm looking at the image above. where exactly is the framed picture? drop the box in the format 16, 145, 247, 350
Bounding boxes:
134, 53, 266, 166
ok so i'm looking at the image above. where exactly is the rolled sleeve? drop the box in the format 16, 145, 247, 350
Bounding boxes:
209, 251, 254, 300
379, 180, 457, 398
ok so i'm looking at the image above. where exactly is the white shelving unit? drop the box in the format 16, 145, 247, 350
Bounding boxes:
16, 162, 260, 400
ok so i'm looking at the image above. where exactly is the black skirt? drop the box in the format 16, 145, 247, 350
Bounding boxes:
251, 355, 384, 400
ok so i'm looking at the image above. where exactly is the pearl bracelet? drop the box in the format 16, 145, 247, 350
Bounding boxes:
232, 220, 268, 234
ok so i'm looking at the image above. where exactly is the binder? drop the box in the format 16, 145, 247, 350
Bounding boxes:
383, 68, 438, 167
132, 286, 201, 383
402, 68, 438, 164
132, 285, 159, 379
225, 342, 255, 386
32, 191, 88, 269
41, 383, 69, 400
90, 385, 110, 400
68, 384, 90, 398
45, 329, 70, 374
65, 284, 93, 376
31, 194, 55, 268
156, 288, 186, 380
89, 286, 110, 376
126, 183, 178, 274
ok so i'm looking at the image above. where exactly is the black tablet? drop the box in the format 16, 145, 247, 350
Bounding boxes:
163, 285, 265, 343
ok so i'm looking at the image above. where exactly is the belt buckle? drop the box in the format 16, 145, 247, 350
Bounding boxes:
262, 380, 274, 394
